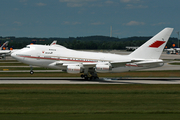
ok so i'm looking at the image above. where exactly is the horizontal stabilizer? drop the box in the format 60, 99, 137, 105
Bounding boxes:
126, 60, 164, 68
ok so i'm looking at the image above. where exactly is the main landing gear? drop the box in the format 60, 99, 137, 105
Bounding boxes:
81, 75, 99, 80
81, 69, 99, 80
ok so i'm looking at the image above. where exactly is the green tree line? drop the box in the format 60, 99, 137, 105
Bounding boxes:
0, 36, 178, 50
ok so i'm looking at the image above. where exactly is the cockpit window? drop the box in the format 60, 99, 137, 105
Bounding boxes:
26, 46, 30, 48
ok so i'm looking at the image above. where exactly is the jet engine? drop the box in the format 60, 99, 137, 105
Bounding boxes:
67, 64, 84, 73
95, 62, 112, 73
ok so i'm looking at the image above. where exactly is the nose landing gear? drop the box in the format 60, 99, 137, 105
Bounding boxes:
30, 65, 34, 75
30, 70, 34, 75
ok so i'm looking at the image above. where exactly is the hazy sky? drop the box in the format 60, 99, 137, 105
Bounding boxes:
0, 0, 180, 38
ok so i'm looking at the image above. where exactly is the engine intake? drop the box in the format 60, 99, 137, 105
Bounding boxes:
67, 64, 84, 73
95, 63, 112, 73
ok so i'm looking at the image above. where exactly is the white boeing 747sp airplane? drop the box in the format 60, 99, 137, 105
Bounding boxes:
11, 28, 173, 80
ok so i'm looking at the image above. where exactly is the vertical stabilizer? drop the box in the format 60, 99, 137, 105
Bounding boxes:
129, 28, 173, 59
50, 41, 57, 46
0, 41, 9, 50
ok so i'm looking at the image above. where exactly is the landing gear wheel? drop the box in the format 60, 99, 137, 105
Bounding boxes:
30, 70, 34, 75
30, 65, 34, 75
81, 74, 85, 78
90, 76, 99, 80
81, 74, 99, 80
90, 76, 94, 80
84, 75, 90, 80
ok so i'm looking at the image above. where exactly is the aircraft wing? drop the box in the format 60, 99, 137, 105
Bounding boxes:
64, 61, 132, 68
49, 60, 132, 68
61, 63, 97, 69
48, 61, 94, 68
48, 61, 63, 66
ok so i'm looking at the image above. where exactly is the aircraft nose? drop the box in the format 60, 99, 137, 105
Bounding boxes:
11, 50, 27, 62
11, 52, 17, 59
11, 51, 23, 62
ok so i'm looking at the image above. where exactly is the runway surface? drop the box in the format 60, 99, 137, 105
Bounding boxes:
0, 77, 180, 84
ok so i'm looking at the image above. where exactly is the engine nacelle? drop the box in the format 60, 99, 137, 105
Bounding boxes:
95, 63, 112, 73
67, 64, 84, 74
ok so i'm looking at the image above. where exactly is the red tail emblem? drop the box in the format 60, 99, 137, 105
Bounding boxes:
149, 41, 165, 48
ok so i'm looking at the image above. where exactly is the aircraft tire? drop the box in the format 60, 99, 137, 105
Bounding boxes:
30, 70, 34, 75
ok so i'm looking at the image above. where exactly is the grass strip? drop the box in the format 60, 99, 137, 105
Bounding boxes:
0, 63, 28, 66
0, 114, 180, 120
0, 84, 180, 120
169, 63, 180, 65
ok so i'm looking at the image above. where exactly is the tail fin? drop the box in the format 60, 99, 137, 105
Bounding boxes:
129, 28, 173, 59
0, 41, 9, 50
50, 41, 57, 46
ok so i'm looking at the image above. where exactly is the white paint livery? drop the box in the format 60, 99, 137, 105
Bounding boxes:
11, 28, 173, 80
